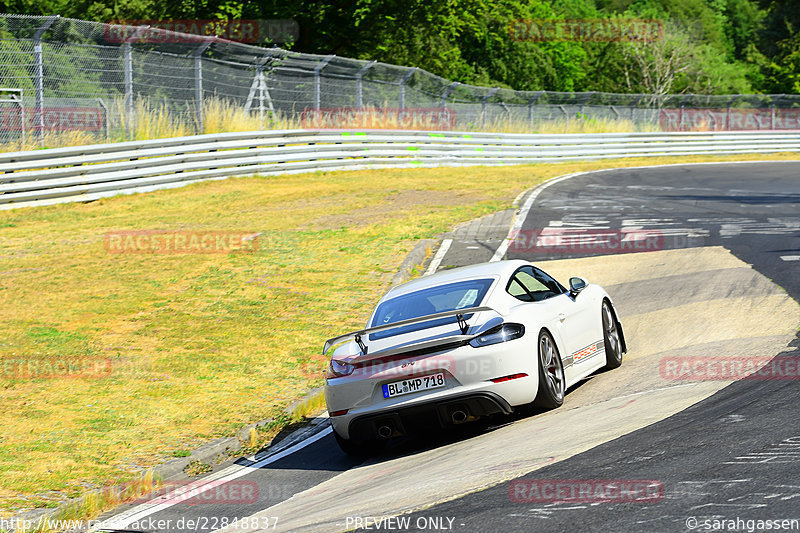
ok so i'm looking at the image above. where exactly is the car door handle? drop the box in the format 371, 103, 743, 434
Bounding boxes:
558, 312, 566, 322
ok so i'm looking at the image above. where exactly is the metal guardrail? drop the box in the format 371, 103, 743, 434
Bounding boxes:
1, 129, 799, 210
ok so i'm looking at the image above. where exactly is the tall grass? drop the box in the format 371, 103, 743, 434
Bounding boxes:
0, 97, 662, 153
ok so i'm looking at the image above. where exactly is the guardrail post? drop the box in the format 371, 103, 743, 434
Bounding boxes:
440, 82, 459, 109
481, 88, 499, 128
33, 16, 58, 146
193, 38, 214, 134
95, 97, 109, 141
398, 67, 417, 110
355, 60, 375, 110
313, 55, 334, 111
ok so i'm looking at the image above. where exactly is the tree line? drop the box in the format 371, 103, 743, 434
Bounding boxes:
2, 0, 798, 96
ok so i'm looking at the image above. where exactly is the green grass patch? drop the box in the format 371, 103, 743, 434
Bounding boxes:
0, 152, 797, 517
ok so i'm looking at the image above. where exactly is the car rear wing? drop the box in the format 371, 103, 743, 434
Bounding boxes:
322, 306, 497, 356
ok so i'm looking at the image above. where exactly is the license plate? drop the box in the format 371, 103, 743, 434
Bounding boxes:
382, 373, 445, 399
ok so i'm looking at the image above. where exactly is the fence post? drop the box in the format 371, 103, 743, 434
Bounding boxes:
355, 60, 375, 109
579, 91, 595, 118
33, 15, 58, 146
771, 95, 782, 129
527, 91, 543, 129
313, 55, 334, 111
123, 25, 150, 140
193, 38, 214, 134
1, 91, 26, 146
95, 97, 109, 141
480, 87, 499, 128
398, 67, 417, 110
123, 42, 132, 138
15, 95, 24, 146
440, 82, 459, 109
630, 94, 651, 125
559, 104, 569, 128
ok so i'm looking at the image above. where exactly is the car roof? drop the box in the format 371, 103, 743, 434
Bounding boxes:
381, 259, 530, 301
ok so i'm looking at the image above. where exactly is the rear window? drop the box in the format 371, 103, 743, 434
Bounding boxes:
369, 278, 494, 340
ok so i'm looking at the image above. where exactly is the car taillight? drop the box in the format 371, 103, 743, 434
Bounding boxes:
326, 358, 355, 378
469, 323, 525, 348
490, 373, 528, 383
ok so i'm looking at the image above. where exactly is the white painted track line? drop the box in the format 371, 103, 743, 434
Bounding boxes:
92, 426, 333, 532
491, 172, 586, 262
424, 238, 452, 275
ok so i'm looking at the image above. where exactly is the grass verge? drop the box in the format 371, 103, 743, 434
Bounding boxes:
0, 152, 798, 521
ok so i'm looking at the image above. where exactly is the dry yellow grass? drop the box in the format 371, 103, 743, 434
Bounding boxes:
472, 114, 661, 134
0, 98, 664, 153
0, 152, 799, 522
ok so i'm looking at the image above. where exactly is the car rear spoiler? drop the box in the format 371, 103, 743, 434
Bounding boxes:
322, 306, 497, 356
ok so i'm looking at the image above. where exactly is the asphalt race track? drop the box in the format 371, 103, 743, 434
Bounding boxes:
94, 162, 800, 533
393, 161, 800, 532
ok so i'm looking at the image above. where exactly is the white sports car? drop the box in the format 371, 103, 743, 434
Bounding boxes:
323, 259, 626, 455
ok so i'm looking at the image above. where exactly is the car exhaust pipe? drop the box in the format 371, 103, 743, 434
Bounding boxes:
377, 425, 393, 438
451, 410, 468, 424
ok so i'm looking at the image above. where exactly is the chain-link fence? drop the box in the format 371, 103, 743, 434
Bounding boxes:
1, 13, 800, 146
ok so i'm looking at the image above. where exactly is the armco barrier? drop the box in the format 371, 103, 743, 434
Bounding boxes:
1, 129, 799, 210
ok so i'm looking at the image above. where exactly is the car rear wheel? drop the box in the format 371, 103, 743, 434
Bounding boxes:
333, 427, 384, 457
602, 301, 623, 370
533, 331, 565, 409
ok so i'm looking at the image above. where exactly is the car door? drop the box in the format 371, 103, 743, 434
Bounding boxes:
533, 266, 603, 377
508, 267, 578, 380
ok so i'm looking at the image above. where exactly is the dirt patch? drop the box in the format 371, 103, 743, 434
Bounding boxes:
307, 190, 484, 230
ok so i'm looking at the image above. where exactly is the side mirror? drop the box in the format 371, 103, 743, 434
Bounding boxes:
569, 276, 587, 297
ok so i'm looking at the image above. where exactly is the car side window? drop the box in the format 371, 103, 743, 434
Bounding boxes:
507, 266, 564, 302
531, 266, 567, 295
507, 278, 530, 300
